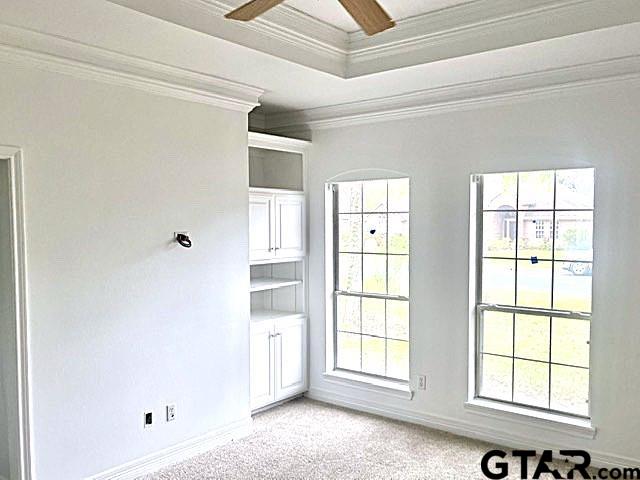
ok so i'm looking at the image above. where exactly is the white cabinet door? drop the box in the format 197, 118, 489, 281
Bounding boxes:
275, 194, 305, 259
250, 320, 275, 410
274, 316, 307, 401
249, 193, 274, 262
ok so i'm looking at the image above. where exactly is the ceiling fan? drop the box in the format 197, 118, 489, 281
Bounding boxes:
225, 0, 395, 36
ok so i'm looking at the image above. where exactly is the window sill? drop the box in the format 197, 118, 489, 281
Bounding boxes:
323, 370, 414, 400
464, 398, 596, 439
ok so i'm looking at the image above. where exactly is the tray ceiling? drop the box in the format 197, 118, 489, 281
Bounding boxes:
104, 0, 640, 80
285, 0, 474, 32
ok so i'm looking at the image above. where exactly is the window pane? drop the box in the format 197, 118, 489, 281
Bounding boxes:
518, 170, 554, 210
551, 365, 589, 416
553, 262, 592, 312
483, 172, 517, 210
387, 340, 409, 380
480, 354, 512, 402
363, 254, 386, 294
361, 297, 385, 337
514, 314, 549, 362
337, 295, 360, 333
554, 211, 593, 261
514, 359, 549, 408
517, 260, 552, 309
363, 180, 387, 213
338, 181, 362, 213
363, 214, 387, 253
482, 259, 515, 305
387, 300, 409, 340
556, 169, 594, 210
483, 211, 516, 258
339, 214, 362, 252
551, 317, 590, 368
475, 168, 593, 416
339, 253, 361, 292
388, 255, 409, 297
334, 178, 410, 381
481, 311, 513, 356
388, 178, 409, 212
388, 213, 409, 254
517, 211, 553, 260
362, 335, 385, 376
336, 332, 360, 371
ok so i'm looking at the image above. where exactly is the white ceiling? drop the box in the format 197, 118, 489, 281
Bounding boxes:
11, 0, 637, 120
285, 0, 474, 32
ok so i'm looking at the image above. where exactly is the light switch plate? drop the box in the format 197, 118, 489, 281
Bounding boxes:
166, 404, 176, 422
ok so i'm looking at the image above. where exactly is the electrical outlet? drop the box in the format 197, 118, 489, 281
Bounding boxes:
166, 404, 176, 422
417, 375, 427, 390
144, 411, 153, 428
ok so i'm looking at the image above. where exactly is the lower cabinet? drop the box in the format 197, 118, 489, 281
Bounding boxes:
250, 315, 307, 411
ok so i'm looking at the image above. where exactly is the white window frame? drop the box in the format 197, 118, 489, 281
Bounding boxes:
324, 176, 411, 394
467, 169, 594, 427
535, 219, 545, 239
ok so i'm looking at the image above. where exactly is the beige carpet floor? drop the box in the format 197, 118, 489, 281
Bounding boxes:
140, 398, 581, 479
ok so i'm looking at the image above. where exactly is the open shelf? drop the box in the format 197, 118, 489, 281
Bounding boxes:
250, 309, 305, 323
250, 278, 303, 293
249, 147, 303, 191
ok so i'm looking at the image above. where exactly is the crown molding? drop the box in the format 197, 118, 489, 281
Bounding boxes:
265, 55, 640, 132
108, 0, 640, 79
346, 0, 640, 77
108, 0, 348, 77
191, 0, 348, 56
0, 23, 264, 112
349, 0, 585, 50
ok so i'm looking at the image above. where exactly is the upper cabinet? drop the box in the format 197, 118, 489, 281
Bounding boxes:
250, 190, 305, 262
248, 132, 309, 264
249, 192, 274, 261
275, 193, 305, 259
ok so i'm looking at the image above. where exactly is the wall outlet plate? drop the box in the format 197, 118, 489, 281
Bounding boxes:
144, 411, 153, 428
166, 404, 176, 422
417, 375, 427, 390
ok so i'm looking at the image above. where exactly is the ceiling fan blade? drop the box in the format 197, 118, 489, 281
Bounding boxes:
337, 0, 395, 35
225, 0, 286, 21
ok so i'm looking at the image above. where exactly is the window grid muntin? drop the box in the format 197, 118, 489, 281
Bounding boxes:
475, 169, 593, 418
480, 171, 593, 313
333, 179, 410, 381
477, 305, 591, 418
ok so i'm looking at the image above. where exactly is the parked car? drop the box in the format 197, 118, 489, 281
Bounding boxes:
566, 262, 592, 276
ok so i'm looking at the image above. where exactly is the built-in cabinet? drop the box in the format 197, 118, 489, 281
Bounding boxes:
249, 190, 305, 262
250, 314, 306, 410
248, 132, 310, 412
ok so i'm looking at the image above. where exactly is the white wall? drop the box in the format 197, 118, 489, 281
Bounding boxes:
0, 159, 14, 480
306, 82, 640, 465
0, 64, 251, 478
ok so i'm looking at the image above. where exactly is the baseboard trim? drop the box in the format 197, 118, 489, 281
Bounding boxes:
306, 387, 640, 469
86, 416, 252, 480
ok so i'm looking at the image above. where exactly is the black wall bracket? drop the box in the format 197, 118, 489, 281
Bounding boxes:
175, 232, 192, 248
